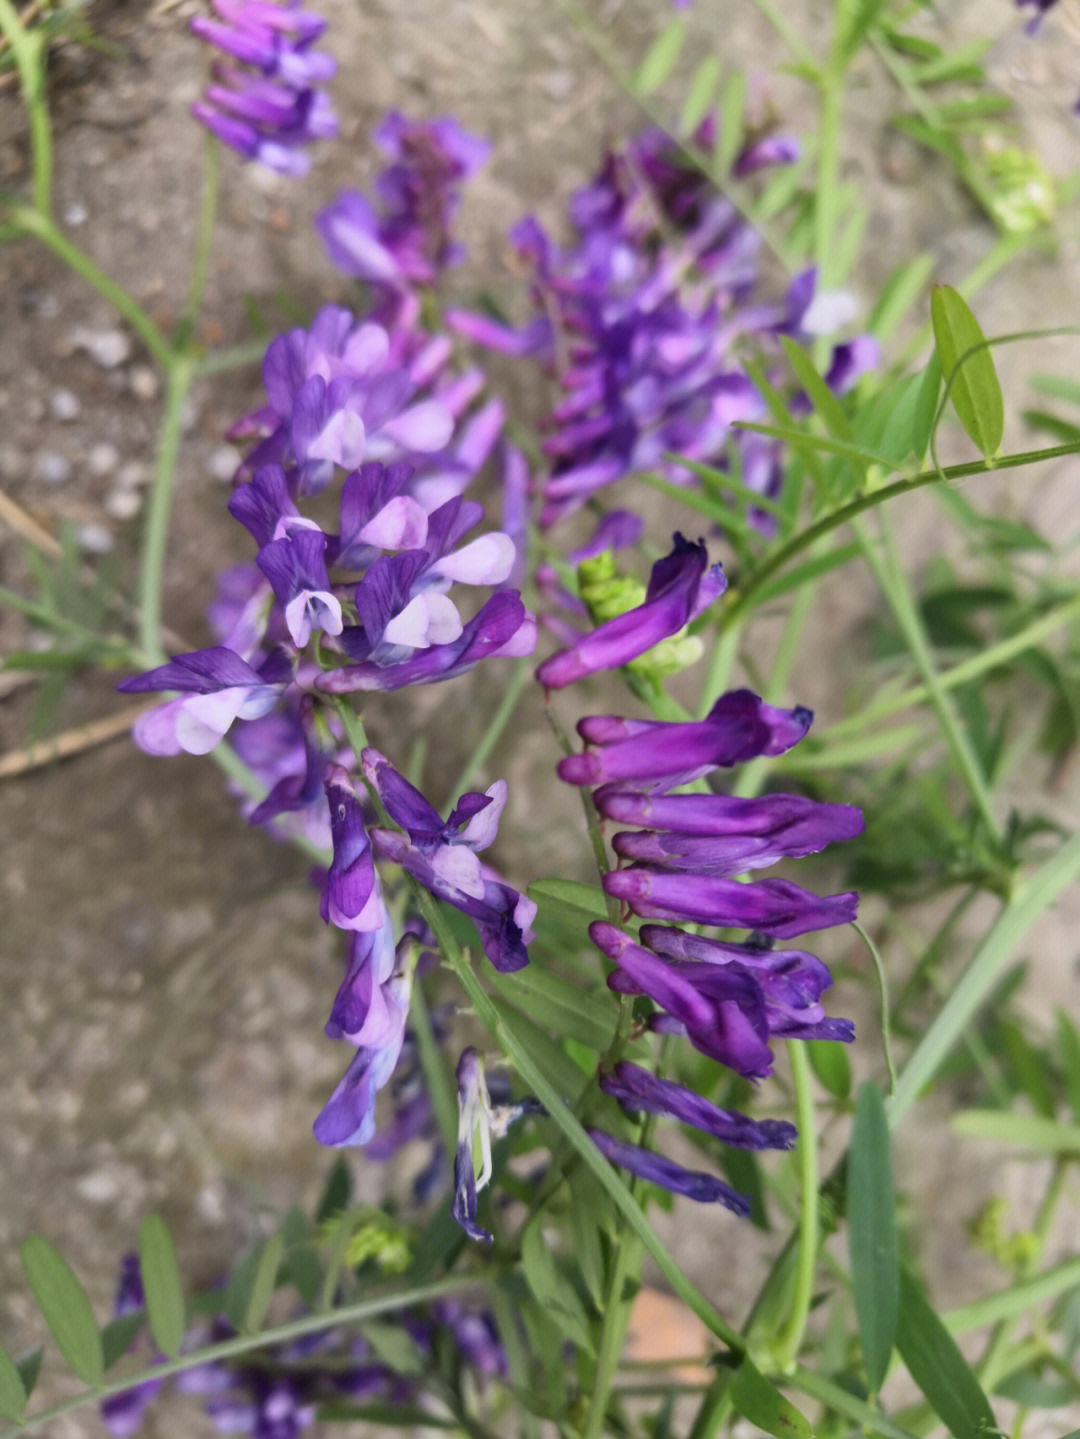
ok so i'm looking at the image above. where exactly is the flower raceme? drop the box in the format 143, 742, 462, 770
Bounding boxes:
552, 687, 861, 1207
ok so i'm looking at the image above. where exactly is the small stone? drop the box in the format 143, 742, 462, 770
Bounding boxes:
128, 364, 160, 401
71, 326, 133, 369
88, 441, 119, 476
106, 487, 142, 520
117, 459, 150, 489
64, 201, 89, 226
35, 450, 71, 485
75, 1169, 119, 1204
49, 388, 81, 421
210, 443, 241, 482
77, 520, 113, 554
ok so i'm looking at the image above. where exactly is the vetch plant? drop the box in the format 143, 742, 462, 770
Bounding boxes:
2, 1, 1080, 1437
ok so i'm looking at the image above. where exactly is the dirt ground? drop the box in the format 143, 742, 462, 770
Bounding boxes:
1, 1, 1080, 1435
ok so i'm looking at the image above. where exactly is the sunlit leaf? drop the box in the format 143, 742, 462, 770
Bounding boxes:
931, 286, 1004, 458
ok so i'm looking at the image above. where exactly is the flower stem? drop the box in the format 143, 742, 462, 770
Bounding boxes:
852, 919, 897, 1093
771, 1040, 819, 1371
138, 356, 197, 663
0, 0, 52, 214
448, 656, 532, 798
175, 133, 221, 352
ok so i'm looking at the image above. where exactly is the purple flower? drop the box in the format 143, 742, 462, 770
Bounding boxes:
364, 752, 534, 972
600, 1061, 796, 1149
589, 1129, 750, 1213
320, 764, 387, 932
317, 115, 490, 299
118, 645, 293, 756
190, 0, 338, 174
603, 868, 858, 937
557, 689, 812, 788
257, 527, 343, 648
314, 941, 413, 1147
536, 533, 725, 690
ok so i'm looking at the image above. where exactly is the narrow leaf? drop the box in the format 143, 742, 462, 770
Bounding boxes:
680, 55, 721, 137
1057, 1009, 1080, 1123
528, 877, 610, 922
0, 1342, 26, 1424
101, 1312, 144, 1371
779, 336, 856, 441
896, 1267, 997, 1439
632, 19, 685, 96
930, 286, 1004, 458
244, 1232, 285, 1334
138, 1214, 186, 1359
911, 353, 942, 459
715, 71, 747, 174
20, 1235, 104, 1387
848, 1084, 899, 1392
807, 1038, 852, 1100
730, 1358, 814, 1438
952, 1110, 1080, 1152
224, 1246, 261, 1334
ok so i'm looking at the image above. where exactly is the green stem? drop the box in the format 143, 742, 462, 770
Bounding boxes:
0, 1276, 477, 1439
854, 512, 1001, 842
405, 879, 746, 1356
194, 338, 269, 377
697, 613, 741, 719
9, 205, 173, 370
825, 591, 1080, 738
0, 0, 51, 214
814, 73, 842, 292
448, 658, 532, 798
723, 440, 1080, 627
176, 134, 221, 351
139, 357, 196, 663
582, 1224, 644, 1439
771, 1041, 819, 1371
888, 830, 1080, 1125
787, 1365, 918, 1439
852, 920, 897, 1093
409, 971, 458, 1159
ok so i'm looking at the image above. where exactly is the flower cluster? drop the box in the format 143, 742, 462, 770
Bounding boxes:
451, 122, 876, 530
119, 299, 535, 1151
101, 1254, 506, 1437
557, 688, 862, 1206
190, 0, 338, 174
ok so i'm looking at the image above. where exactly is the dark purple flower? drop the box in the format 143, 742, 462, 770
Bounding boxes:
366, 760, 534, 973
557, 689, 811, 788
190, 0, 337, 175
257, 527, 343, 648
536, 533, 725, 690
321, 764, 387, 932
600, 1061, 796, 1149
589, 1128, 750, 1213
118, 645, 294, 756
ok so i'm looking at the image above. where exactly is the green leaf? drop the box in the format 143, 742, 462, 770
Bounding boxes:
315, 1156, 352, 1222
680, 55, 721, 137
911, 353, 942, 460
834, 0, 890, 66
520, 1221, 596, 1354
1056, 1009, 1080, 1123
15, 1350, 41, 1400
243, 1232, 285, 1334
730, 1358, 814, 1437
20, 1235, 104, 1387
896, 1266, 998, 1439
0, 1342, 26, 1424
930, 286, 1004, 459
283, 1245, 322, 1308
101, 1311, 144, 1371
715, 72, 747, 174
362, 1320, 428, 1376
779, 336, 856, 442
807, 1038, 852, 1101
528, 877, 610, 922
223, 1245, 261, 1334
997, 1020, 1055, 1117
632, 19, 685, 95
137, 1214, 187, 1359
493, 966, 615, 1054
952, 1111, 1080, 1153
848, 1084, 899, 1392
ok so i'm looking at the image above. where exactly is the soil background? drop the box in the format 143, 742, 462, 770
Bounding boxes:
1, 1, 1080, 1435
